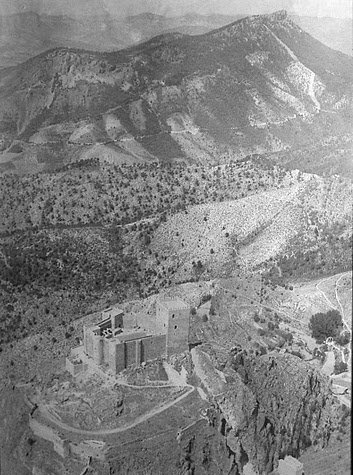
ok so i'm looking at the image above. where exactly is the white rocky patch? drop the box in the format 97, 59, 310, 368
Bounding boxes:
246, 51, 270, 67
286, 62, 324, 111
269, 84, 308, 115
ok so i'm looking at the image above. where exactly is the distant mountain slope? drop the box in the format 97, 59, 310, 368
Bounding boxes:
0, 11, 351, 70
290, 15, 352, 57
0, 10, 352, 174
0, 11, 240, 69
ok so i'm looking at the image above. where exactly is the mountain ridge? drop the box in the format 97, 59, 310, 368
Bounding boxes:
0, 10, 351, 70
0, 11, 352, 175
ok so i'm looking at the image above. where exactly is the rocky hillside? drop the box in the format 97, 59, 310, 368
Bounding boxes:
149, 172, 352, 277
1, 161, 351, 351
191, 347, 347, 474
0, 348, 348, 475
0, 11, 352, 174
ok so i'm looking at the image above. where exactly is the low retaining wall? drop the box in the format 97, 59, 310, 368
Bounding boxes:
29, 417, 70, 458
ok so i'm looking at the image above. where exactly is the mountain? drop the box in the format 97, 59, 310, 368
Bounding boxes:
0, 11, 241, 69
0, 10, 352, 175
0, 11, 351, 71
0, 11, 351, 475
0, 11, 133, 68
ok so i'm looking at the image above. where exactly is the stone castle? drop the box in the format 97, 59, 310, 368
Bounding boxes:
67, 298, 190, 375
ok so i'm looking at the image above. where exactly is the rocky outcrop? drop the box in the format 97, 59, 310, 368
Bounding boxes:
192, 347, 338, 474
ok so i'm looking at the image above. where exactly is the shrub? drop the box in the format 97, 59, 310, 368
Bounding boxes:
268, 321, 275, 331
334, 361, 348, 374
336, 331, 351, 346
201, 294, 212, 303
277, 329, 293, 342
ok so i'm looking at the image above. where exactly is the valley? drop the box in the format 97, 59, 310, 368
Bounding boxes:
0, 8, 351, 475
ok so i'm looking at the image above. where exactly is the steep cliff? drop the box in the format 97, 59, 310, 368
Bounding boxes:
191, 348, 342, 474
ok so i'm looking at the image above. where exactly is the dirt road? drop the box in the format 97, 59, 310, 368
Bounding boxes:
37, 384, 195, 436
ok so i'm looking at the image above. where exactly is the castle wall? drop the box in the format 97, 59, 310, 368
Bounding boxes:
84, 326, 94, 358
65, 358, 88, 376
92, 335, 103, 365
166, 307, 190, 356
155, 301, 169, 330
112, 313, 123, 330
102, 307, 123, 331
108, 340, 117, 373
102, 338, 110, 365
83, 298, 189, 374
135, 339, 142, 366
154, 300, 190, 356
125, 340, 137, 368
116, 342, 125, 373
142, 334, 167, 361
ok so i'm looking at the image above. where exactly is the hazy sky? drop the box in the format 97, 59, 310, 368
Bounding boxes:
104, 0, 353, 19
0, 0, 351, 18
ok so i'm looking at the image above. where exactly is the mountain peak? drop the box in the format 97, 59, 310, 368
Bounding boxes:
264, 10, 289, 21
206, 9, 293, 40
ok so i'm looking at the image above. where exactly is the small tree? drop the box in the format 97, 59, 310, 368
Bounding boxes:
334, 361, 348, 375
309, 310, 342, 343
336, 331, 350, 346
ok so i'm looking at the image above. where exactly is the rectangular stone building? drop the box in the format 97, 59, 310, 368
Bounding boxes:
82, 299, 190, 374
156, 298, 190, 356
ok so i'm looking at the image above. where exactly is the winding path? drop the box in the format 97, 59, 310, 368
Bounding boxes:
316, 272, 352, 366
335, 273, 352, 367
36, 384, 195, 436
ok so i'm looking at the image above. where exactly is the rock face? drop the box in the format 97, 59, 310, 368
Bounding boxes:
192, 348, 338, 474
0, 11, 352, 170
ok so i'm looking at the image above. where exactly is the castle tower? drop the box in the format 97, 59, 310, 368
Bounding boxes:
156, 298, 190, 356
